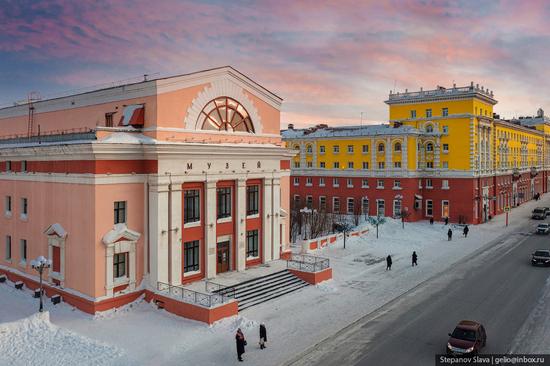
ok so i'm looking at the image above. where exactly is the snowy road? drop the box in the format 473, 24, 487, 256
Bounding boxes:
288, 222, 550, 365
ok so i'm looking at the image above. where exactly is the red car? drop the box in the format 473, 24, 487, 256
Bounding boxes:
446, 320, 486, 356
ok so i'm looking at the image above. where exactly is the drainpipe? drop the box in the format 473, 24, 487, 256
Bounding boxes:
146, 181, 150, 274
166, 172, 173, 285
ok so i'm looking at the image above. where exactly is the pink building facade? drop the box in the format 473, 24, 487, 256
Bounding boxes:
0, 67, 293, 314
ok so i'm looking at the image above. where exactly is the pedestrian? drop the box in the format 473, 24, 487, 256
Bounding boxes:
259, 323, 267, 349
236, 328, 246, 362
463, 225, 469, 238
412, 251, 418, 266
430, 217, 434, 225
386, 255, 392, 270
447, 228, 452, 241
444, 217, 449, 225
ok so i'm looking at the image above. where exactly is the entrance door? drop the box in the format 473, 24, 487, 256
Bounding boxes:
217, 241, 230, 273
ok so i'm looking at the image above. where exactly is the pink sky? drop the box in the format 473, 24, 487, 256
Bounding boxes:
1, 0, 550, 128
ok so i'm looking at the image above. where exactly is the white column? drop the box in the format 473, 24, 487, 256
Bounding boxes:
169, 186, 182, 286
149, 184, 169, 287
205, 180, 217, 279
235, 179, 247, 271
129, 243, 136, 290
370, 138, 376, 170
262, 178, 273, 262
272, 178, 281, 260
386, 137, 392, 170
402, 137, 408, 174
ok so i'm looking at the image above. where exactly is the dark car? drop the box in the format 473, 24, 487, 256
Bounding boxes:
536, 223, 550, 235
532, 208, 546, 220
531, 250, 550, 266
447, 320, 486, 356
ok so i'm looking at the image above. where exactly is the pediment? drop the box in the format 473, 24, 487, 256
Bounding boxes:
102, 223, 141, 245
44, 223, 68, 239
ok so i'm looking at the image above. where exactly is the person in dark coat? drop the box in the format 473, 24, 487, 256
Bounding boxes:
259, 323, 267, 349
412, 251, 418, 266
444, 217, 449, 225
447, 228, 453, 241
430, 217, 434, 225
386, 255, 392, 270
463, 225, 469, 238
236, 328, 246, 362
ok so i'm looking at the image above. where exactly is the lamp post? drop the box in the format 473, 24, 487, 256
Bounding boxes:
31, 256, 52, 313
299, 207, 312, 240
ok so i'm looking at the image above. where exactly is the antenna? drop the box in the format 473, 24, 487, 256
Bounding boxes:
27, 91, 41, 138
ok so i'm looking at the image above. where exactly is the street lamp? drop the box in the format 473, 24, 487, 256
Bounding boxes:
31, 256, 52, 312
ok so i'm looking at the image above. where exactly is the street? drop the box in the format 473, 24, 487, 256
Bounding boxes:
289, 219, 550, 366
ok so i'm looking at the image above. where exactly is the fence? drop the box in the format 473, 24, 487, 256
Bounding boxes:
204, 281, 236, 298
287, 254, 330, 273
157, 282, 233, 308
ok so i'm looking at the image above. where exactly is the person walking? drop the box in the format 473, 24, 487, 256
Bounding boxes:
463, 225, 469, 238
259, 323, 267, 349
430, 217, 434, 225
236, 328, 246, 362
444, 217, 449, 225
386, 255, 392, 270
412, 251, 418, 266
447, 228, 453, 241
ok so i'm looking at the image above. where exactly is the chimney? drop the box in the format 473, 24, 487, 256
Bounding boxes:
287, 123, 294, 130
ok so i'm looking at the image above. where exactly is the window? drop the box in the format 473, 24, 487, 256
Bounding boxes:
426, 162, 434, 168
426, 109, 432, 118
105, 112, 115, 127
293, 177, 299, 186
362, 162, 369, 169
414, 198, 422, 210
347, 198, 355, 214
184, 240, 200, 272
442, 180, 449, 189
113, 252, 127, 278
293, 195, 301, 209
378, 162, 385, 169
377, 179, 384, 189
426, 200, 433, 216
5, 236, 11, 261
394, 143, 401, 152
442, 125, 448, 134
347, 178, 353, 188
332, 197, 341, 213
20, 239, 27, 263
362, 145, 369, 153
442, 144, 449, 153
183, 190, 201, 224
246, 230, 259, 258
377, 200, 385, 216
411, 110, 417, 118
114, 201, 126, 224
319, 177, 325, 187
294, 161, 301, 168
393, 180, 401, 188
333, 145, 340, 154
320, 145, 326, 154
333, 162, 340, 169
426, 125, 433, 133
362, 198, 369, 215
442, 108, 448, 117
394, 162, 402, 168
393, 199, 402, 217
333, 178, 339, 187
306, 177, 313, 186
347, 145, 354, 153
199, 97, 254, 133
6, 161, 11, 172
306, 145, 313, 154
21, 161, 27, 173
21, 198, 28, 219
378, 143, 385, 152
307, 161, 313, 168
426, 179, 433, 188
348, 162, 354, 169
5, 196, 11, 214
319, 196, 327, 211
442, 161, 448, 169
362, 179, 369, 188
426, 143, 434, 152
442, 200, 450, 218
319, 161, 326, 168
217, 187, 232, 219
246, 186, 259, 216
418, 179, 422, 189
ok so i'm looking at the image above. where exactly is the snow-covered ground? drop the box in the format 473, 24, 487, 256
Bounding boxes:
0, 198, 548, 366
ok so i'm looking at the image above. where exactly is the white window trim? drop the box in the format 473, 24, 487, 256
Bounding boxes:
319, 179, 325, 187
217, 216, 232, 224
347, 198, 354, 214
425, 200, 433, 217
376, 199, 385, 216
183, 221, 202, 229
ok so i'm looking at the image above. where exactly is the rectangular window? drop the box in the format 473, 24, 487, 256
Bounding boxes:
362, 162, 369, 169
293, 195, 301, 209
320, 146, 325, 154
246, 185, 259, 216
426, 200, 433, 216
443, 125, 448, 134
393, 180, 401, 188
347, 145, 354, 153
418, 179, 422, 189
333, 178, 339, 187
333, 162, 340, 169
319, 196, 326, 211
306, 177, 313, 186
442, 180, 450, 189
105, 112, 114, 127
442, 161, 449, 169
442, 144, 449, 153
394, 161, 402, 168
442, 108, 448, 117
294, 161, 301, 168
414, 198, 422, 210
306, 195, 313, 208
426, 179, 433, 188
362, 179, 369, 188
378, 162, 385, 169
184, 189, 201, 223
114, 201, 126, 224
319, 177, 325, 187
21, 198, 28, 218
293, 177, 299, 186
347, 178, 353, 188
183, 240, 200, 273
348, 162, 354, 169
6, 161, 11, 172
426, 162, 434, 168
333, 145, 340, 154
5, 196, 11, 214
307, 161, 313, 168
393, 199, 402, 217
377, 200, 385, 216
411, 110, 417, 118
362, 145, 369, 153
20, 239, 27, 263
333, 197, 340, 213
21, 161, 27, 173
426, 109, 432, 118
362, 198, 369, 215
217, 187, 232, 219
113, 252, 127, 278
347, 198, 354, 214
5, 235, 11, 261
319, 162, 326, 168
442, 200, 450, 218
246, 230, 259, 258
377, 179, 384, 189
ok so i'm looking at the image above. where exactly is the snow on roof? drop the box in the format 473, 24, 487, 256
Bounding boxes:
44, 223, 68, 238
98, 132, 156, 144
281, 124, 418, 140
102, 223, 141, 245
515, 116, 550, 127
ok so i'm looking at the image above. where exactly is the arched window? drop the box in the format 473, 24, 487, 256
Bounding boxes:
426, 142, 434, 152
378, 143, 385, 152
293, 145, 300, 150
306, 145, 313, 154
198, 97, 254, 133
394, 142, 401, 152
426, 125, 434, 133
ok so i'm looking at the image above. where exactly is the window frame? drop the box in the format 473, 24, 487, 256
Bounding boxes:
332, 197, 340, 213
5, 235, 11, 261
114, 201, 127, 224
246, 185, 259, 216
20, 239, 27, 263
184, 240, 200, 273
113, 252, 128, 279
184, 189, 201, 224
426, 200, 434, 217
217, 187, 232, 219
246, 230, 259, 258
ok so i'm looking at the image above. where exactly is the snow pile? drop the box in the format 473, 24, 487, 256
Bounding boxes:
210, 315, 259, 333
98, 132, 155, 145
0, 312, 128, 366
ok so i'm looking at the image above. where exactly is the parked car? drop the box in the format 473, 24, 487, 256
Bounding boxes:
536, 223, 550, 235
531, 250, 550, 266
544, 207, 550, 217
447, 320, 486, 356
532, 208, 546, 219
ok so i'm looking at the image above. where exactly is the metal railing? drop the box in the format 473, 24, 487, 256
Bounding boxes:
205, 280, 236, 298
157, 282, 234, 308
0, 128, 96, 145
287, 254, 330, 273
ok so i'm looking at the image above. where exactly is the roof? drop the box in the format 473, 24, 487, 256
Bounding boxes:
281, 124, 418, 140
514, 116, 550, 127
385, 83, 497, 106
456, 320, 481, 331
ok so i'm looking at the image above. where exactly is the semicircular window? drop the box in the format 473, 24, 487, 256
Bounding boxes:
198, 97, 255, 133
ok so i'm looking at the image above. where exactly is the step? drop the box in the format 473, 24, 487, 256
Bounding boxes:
236, 277, 305, 302
238, 281, 308, 309
232, 273, 296, 296
213, 270, 289, 294
238, 283, 310, 311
